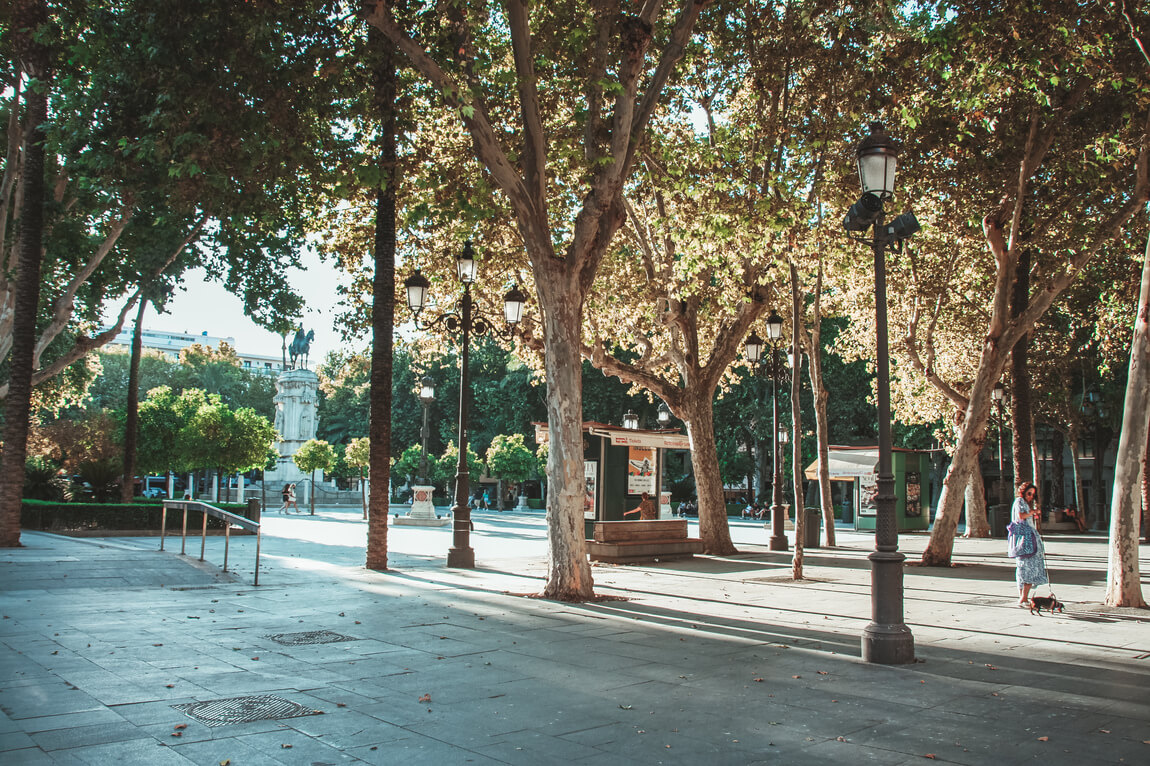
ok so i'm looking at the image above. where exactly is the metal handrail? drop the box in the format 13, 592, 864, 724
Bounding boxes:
160, 500, 262, 585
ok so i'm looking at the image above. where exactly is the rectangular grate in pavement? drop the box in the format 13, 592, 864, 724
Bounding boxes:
172, 695, 321, 727
264, 629, 358, 646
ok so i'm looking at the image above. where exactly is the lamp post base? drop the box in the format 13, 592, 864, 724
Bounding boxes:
862, 549, 915, 664
446, 546, 475, 568
861, 623, 916, 664
769, 503, 789, 551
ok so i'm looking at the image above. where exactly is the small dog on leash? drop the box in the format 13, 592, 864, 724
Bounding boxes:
1029, 594, 1064, 615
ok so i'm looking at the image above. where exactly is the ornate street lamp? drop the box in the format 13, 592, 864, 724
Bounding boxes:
403, 241, 527, 568
842, 122, 917, 665
418, 376, 435, 485
745, 310, 789, 551
992, 382, 1008, 507
657, 402, 672, 427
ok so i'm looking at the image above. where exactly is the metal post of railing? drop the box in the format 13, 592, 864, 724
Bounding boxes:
200, 509, 207, 561
223, 523, 230, 572
254, 527, 261, 586
160, 504, 167, 551
180, 507, 188, 555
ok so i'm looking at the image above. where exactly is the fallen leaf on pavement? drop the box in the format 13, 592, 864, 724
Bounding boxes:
174, 724, 187, 730
418, 694, 431, 703
817, 671, 828, 675
619, 705, 633, 710
1037, 736, 1049, 741
924, 754, 935, 759
792, 675, 801, 679
1099, 729, 1111, 734
753, 678, 764, 682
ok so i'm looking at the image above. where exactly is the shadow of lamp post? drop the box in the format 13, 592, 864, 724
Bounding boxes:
403, 242, 527, 568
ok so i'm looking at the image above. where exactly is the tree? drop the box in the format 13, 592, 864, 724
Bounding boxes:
364, 0, 712, 600
294, 439, 337, 516
823, 3, 1150, 566
120, 300, 148, 503
0, 0, 51, 546
485, 433, 536, 509
436, 441, 481, 500
346, 436, 371, 520
1104, 224, 1150, 607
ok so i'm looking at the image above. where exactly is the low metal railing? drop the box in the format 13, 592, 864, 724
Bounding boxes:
160, 500, 262, 585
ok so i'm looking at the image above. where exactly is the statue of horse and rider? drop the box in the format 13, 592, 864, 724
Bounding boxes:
288, 328, 314, 370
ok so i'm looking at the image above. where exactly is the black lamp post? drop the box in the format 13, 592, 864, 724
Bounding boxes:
744, 310, 789, 551
418, 375, 435, 485
842, 122, 917, 664
403, 242, 527, 568
992, 382, 1008, 506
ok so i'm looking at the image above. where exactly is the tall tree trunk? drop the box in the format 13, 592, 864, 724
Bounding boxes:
1051, 428, 1066, 507
803, 261, 835, 547
964, 463, 990, 537
684, 394, 736, 555
1070, 434, 1086, 519
537, 269, 594, 600
1010, 248, 1034, 484
0, 0, 49, 548
1104, 224, 1150, 607
1091, 429, 1110, 530
366, 28, 397, 570
120, 300, 147, 504
922, 383, 1000, 565
789, 264, 804, 579
1143, 427, 1150, 543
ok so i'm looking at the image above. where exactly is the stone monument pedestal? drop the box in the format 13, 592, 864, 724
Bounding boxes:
515, 494, 530, 511
393, 485, 450, 527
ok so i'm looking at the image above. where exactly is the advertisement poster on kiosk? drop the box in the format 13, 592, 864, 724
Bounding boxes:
627, 447, 656, 495
584, 461, 597, 519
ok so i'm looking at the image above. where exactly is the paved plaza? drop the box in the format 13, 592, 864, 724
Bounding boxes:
1, 506, 1148, 765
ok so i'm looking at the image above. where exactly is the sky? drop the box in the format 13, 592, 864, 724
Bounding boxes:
144, 249, 353, 364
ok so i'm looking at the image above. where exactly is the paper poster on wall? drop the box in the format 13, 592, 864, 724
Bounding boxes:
858, 473, 878, 517
584, 461, 597, 519
627, 447, 656, 495
905, 471, 922, 517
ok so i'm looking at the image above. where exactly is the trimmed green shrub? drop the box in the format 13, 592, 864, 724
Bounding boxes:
21, 499, 256, 533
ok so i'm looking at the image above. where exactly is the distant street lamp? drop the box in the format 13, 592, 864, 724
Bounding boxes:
992, 382, 1008, 506
418, 376, 435, 485
403, 242, 527, 568
744, 310, 789, 551
842, 122, 918, 665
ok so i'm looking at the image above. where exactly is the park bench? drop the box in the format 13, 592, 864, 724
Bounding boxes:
587, 519, 704, 564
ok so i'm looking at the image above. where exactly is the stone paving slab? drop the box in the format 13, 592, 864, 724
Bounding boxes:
1, 514, 1148, 764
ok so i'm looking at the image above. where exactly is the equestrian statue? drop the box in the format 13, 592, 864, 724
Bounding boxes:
288, 327, 315, 370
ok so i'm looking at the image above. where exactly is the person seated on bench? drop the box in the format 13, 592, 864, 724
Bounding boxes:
1062, 505, 1088, 533
624, 492, 658, 520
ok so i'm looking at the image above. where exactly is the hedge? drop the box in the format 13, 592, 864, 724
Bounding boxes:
21, 499, 257, 534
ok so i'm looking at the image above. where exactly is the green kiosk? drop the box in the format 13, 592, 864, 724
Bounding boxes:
806, 446, 931, 533
533, 421, 691, 538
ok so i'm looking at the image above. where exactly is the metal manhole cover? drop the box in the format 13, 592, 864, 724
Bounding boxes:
172, 695, 320, 727
265, 630, 358, 646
